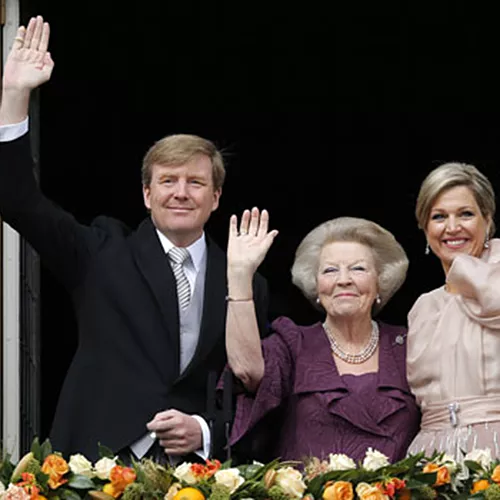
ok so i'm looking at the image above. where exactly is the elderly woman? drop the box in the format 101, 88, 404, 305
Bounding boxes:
407, 163, 500, 459
225, 208, 420, 462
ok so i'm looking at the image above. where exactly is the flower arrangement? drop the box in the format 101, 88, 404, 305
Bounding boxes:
1, 440, 500, 499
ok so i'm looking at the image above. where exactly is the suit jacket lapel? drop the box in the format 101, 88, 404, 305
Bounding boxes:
130, 218, 180, 377
176, 236, 227, 381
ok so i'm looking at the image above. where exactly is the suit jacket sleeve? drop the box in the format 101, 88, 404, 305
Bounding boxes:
0, 133, 108, 291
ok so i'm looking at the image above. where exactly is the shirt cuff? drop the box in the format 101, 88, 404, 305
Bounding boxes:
0, 118, 29, 142
192, 415, 210, 460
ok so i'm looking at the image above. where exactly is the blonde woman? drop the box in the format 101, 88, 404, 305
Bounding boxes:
407, 162, 500, 459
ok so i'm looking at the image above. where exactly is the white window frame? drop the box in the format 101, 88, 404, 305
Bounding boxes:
2, 0, 20, 462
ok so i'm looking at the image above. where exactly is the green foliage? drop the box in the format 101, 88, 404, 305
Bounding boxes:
268, 485, 290, 500
121, 482, 148, 500
68, 473, 96, 489
208, 483, 232, 500
485, 484, 500, 500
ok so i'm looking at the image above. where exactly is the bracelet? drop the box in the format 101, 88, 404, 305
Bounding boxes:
226, 296, 253, 302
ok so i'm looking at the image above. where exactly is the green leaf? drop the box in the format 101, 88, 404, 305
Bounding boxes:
97, 443, 115, 459
68, 473, 96, 489
30, 437, 42, 461
59, 488, 85, 500
239, 463, 262, 479
404, 478, 433, 489
413, 471, 438, 485
464, 460, 485, 473
40, 438, 53, 460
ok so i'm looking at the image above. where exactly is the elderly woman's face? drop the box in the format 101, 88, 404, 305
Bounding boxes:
317, 241, 378, 320
426, 185, 490, 273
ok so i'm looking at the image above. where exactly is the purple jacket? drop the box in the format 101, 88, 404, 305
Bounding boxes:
229, 317, 421, 463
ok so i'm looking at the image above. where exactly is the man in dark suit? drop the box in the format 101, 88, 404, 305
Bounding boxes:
0, 16, 268, 462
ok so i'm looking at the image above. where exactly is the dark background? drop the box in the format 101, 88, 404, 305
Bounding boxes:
19, 0, 500, 437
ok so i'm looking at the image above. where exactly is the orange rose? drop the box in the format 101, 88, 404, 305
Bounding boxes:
41, 454, 69, 489
492, 465, 500, 483
191, 459, 221, 479
422, 463, 450, 487
103, 482, 122, 498
397, 488, 412, 500
471, 479, 490, 494
15, 472, 48, 499
103, 465, 137, 498
382, 478, 406, 497
323, 481, 354, 500
356, 482, 389, 500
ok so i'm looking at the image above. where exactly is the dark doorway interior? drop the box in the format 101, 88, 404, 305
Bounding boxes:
19, 0, 500, 439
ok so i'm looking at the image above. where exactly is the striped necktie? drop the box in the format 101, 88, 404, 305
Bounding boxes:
168, 247, 191, 310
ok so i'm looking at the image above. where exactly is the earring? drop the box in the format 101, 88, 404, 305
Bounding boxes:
375, 294, 381, 305
316, 297, 320, 305
484, 236, 490, 249
425, 243, 430, 255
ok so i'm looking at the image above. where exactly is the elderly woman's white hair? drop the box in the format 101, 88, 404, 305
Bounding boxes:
291, 217, 408, 314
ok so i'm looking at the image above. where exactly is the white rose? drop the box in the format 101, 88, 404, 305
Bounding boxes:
94, 456, 118, 480
438, 453, 458, 474
274, 467, 306, 499
465, 448, 493, 469
164, 482, 183, 500
174, 462, 198, 485
362, 448, 390, 471
69, 453, 95, 477
214, 468, 245, 493
328, 453, 356, 471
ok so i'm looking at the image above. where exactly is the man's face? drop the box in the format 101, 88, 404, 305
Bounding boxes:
143, 154, 221, 246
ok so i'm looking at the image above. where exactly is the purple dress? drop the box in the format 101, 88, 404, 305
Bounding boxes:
229, 317, 421, 463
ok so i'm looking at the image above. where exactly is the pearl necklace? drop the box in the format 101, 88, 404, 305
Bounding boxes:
322, 320, 379, 364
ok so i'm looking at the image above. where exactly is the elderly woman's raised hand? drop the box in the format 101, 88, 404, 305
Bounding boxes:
228, 208, 278, 277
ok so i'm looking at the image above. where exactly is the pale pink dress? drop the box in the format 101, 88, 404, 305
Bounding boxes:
407, 239, 500, 459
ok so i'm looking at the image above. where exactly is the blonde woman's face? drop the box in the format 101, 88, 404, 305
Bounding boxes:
425, 185, 490, 273
316, 241, 378, 321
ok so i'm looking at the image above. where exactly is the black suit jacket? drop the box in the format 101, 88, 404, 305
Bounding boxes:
0, 134, 268, 460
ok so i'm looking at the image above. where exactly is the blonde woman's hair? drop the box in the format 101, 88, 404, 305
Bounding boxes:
416, 162, 496, 236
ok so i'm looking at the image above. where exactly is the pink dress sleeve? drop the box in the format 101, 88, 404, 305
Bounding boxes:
448, 241, 500, 329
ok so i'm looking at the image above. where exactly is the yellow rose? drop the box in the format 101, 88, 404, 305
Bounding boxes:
322, 481, 353, 500
356, 483, 389, 500
165, 483, 183, 500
